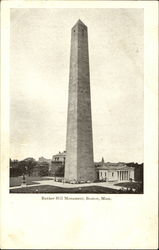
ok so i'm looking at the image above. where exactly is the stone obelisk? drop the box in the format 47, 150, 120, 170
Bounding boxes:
65, 20, 96, 182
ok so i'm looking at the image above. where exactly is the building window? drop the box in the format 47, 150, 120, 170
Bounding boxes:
112, 172, 114, 177
105, 172, 106, 177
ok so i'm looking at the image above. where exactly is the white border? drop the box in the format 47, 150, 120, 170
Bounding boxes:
1, 1, 158, 249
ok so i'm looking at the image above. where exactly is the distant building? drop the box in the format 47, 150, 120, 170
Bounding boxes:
52, 151, 66, 163
50, 152, 136, 182
38, 157, 51, 164
32, 157, 51, 176
96, 160, 134, 182
50, 151, 66, 176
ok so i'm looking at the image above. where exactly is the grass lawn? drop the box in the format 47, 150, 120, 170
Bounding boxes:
115, 182, 143, 193
115, 182, 141, 188
10, 176, 53, 187
10, 185, 120, 194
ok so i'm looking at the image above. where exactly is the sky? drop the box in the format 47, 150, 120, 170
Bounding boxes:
10, 8, 143, 163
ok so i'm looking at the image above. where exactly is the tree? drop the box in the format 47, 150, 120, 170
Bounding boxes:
39, 162, 49, 176
55, 165, 64, 177
18, 158, 37, 176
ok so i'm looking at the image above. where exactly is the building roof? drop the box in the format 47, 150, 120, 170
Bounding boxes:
53, 151, 66, 157
97, 164, 134, 171
38, 157, 51, 162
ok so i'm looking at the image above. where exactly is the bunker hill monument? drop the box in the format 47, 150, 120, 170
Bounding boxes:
65, 20, 96, 182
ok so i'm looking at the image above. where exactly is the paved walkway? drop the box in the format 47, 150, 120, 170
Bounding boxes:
10, 179, 124, 190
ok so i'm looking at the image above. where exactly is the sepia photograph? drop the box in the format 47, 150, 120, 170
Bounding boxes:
9, 8, 144, 194
1, 1, 158, 250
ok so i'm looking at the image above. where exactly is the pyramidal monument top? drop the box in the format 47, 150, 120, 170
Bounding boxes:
72, 19, 87, 29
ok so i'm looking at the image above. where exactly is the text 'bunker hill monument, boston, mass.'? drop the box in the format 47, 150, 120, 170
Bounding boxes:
64, 20, 96, 182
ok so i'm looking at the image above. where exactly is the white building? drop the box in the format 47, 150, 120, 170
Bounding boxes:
52, 151, 66, 163
38, 157, 51, 163
97, 164, 134, 182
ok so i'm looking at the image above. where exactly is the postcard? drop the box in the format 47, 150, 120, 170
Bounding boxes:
1, 0, 158, 249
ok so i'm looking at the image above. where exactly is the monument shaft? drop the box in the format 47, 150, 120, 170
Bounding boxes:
65, 20, 96, 182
